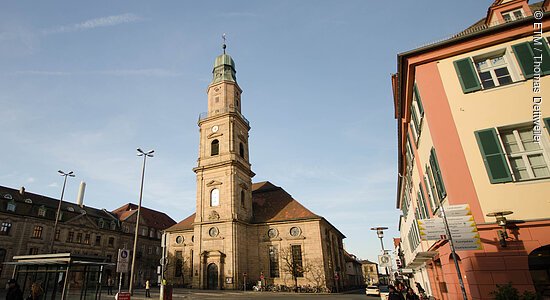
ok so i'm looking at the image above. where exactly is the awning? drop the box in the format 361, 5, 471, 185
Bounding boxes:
405, 251, 438, 269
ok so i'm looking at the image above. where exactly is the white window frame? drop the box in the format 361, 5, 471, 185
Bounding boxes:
498, 125, 550, 181
6, 202, 16, 212
502, 8, 525, 22
38, 206, 46, 217
473, 50, 519, 89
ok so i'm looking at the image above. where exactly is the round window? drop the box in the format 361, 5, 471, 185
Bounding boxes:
209, 227, 219, 237
175, 236, 184, 244
290, 227, 301, 237
268, 228, 278, 238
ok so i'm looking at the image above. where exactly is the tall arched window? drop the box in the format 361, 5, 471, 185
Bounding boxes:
240, 190, 245, 208
211, 140, 219, 156
210, 189, 220, 206
239, 143, 245, 158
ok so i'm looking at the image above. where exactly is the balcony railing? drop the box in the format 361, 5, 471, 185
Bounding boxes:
198, 108, 250, 126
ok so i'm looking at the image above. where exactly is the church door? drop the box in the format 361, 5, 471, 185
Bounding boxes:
207, 263, 218, 289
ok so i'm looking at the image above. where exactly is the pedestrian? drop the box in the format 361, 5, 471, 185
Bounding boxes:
145, 279, 150, 298
406, 287, 420, 300
6, 279, 24, 300
107, 276, 114, 295
26, 282, 44, 300
388, 285, 405, 300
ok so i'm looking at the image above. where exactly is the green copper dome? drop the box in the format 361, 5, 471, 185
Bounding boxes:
213, 54, 235, 69
211, 53, 237, 84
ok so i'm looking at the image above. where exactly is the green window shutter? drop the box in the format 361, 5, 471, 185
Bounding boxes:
540, 39, 550, 75
429, 148, 447, 200
543, 117, 550, 136
512, 42, 535, 79
413, 83, 424, 116
453, 58, 482, 93
411, 104, 420, 134
423, 176, 435, 212
474, 128, 513, 183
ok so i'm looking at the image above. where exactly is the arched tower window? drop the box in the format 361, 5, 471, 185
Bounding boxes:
239, 143, 245, 158
210, 189, 220, 206
240, 190, 245, 208
211, 139, 219, 156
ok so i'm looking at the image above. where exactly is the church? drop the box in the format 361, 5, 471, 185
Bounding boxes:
164, 47, 349, 290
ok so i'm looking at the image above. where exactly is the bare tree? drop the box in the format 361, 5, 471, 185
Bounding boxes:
166, 251, 188, 287
279, 246, 311, 291
306, 261, 326, 289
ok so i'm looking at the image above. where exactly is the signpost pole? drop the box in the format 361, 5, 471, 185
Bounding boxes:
118, 272, 123, 294
439, 204, 468, 300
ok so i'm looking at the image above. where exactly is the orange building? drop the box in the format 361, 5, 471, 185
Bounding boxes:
392, 1, 550, 299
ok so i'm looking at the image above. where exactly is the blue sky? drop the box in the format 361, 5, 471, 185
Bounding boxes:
1, 0, 493, 262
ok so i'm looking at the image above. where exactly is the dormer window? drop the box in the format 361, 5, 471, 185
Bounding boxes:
24, 199, 32, 204
38, 206, 47, 217
3, 194, 12, 199
67, 207, 75, 212
98, 219, 105, 228
502, 8, 524, 22
110, 221, 116, 230
6, 200, 16, 212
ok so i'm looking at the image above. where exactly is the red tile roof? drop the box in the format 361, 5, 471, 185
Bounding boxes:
251, 181, 319, 223
112, 203, 176, 230
167, 181, 322, 231
166, 213, 196, 232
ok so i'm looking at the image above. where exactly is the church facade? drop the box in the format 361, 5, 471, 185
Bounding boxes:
164, 50, 348, 290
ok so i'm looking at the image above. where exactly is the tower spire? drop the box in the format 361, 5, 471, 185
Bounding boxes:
222, 33, 227, 54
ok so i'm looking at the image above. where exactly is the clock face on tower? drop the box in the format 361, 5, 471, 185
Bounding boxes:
212, 125, 219, 133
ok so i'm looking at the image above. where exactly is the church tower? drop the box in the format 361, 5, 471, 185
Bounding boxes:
192, 43, 255, 289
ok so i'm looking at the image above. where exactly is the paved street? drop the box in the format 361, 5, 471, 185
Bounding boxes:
123, 288, 380, 300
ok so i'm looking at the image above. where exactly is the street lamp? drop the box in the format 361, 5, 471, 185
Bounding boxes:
129, 148, 154, 295
486, 211, 513, 247
50, 170, 75, 253
370, 227, 389, 284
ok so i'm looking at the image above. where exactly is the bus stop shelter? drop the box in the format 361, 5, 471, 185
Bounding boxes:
6, 253, 113, 300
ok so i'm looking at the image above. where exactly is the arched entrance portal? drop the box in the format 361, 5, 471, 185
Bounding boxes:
529, 245, 550, 298
207, 263, 218, 290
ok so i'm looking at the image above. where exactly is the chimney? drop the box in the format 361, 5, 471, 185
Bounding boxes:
76, 181, 86, 208
19, 187, 25, 195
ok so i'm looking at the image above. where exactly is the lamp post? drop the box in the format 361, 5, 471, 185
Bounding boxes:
486, 211, 513, 247
370, 226, 389, 284
129, 148, 154, 295
50, 170, 75, 253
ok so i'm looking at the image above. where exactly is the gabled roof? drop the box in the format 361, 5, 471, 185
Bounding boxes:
0, 185, 117, 221
165, 213, 195, 232
251, 181, 319, 223
111, 203, 176, 230
167, 181, 346, 238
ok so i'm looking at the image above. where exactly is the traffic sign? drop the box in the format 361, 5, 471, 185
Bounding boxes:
378, 255, 392, 268
444, 204, 472, 217
453, 238, 483, 251
116, 292, 131, 300
117, 249, 130, 273
449, 232, 480, 240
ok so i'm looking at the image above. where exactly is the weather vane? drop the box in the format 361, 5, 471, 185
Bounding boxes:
222, 33, 227, 54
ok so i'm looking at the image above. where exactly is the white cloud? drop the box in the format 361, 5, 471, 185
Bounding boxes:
42, 13, 143, 35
